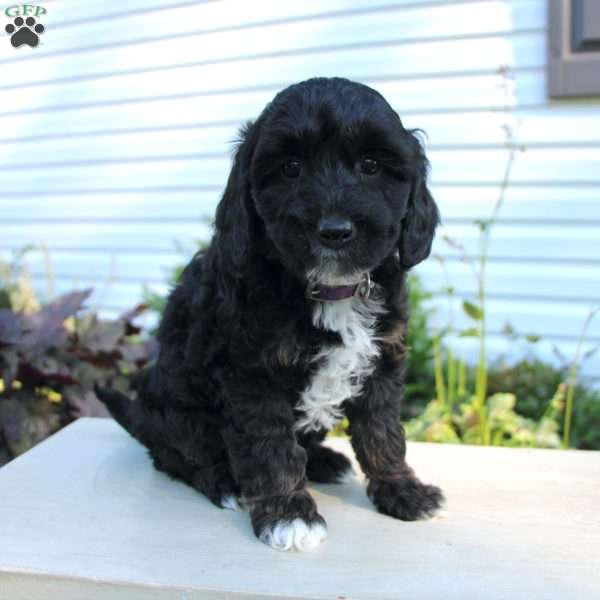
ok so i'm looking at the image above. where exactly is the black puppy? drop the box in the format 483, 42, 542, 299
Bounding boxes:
96, 77, 444, 552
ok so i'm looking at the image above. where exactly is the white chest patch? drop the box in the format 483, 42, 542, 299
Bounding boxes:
295, 295, 385, 433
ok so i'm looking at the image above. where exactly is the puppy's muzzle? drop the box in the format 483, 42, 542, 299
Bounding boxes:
317, 216, 355, 249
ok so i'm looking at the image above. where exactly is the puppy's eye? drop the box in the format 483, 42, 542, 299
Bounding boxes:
282, 160, 301, 179
360, 157, 380, 175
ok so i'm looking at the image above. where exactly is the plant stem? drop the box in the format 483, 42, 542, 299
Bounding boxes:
433, 334, 446, 406
563, 376, 577, 449
473, 68, 517, 443
447, 347, 456, 409
458, 357, 467, 398
563, 307, 599, 448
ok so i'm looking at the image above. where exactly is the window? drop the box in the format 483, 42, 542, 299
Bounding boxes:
548, 0, 600, 97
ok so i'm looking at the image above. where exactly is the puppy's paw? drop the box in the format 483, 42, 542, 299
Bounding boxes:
259, 516, 327, 552
306, 444, 355, 484
367, 477, 445, 521
250, 490, 327, 552
220, 495, 243, 511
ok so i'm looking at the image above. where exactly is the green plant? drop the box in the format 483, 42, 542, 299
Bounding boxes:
486, 357, 565, 419
488, 356, 600, 451
402, 274, 439, 418
561, 307, 599, 448
570, 384, 600, 450
143, 264, 184, 320
404, 66, 600, 450
405, 388, 563, 448
0, 245, 42, 313
418, 64, 525, 445
405, 307, 599, 450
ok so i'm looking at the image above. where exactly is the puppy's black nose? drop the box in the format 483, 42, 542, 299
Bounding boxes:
317, 217, 355, 248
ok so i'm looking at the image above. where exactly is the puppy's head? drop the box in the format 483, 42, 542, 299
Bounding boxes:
215, 77, 439, 284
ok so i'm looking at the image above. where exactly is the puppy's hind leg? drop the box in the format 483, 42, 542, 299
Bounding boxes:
134, 401, 241, 510
297, 430, 355, 484
149, 443, 241, 511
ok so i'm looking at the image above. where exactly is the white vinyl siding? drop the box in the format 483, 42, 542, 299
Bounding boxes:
0, 0, 598, 377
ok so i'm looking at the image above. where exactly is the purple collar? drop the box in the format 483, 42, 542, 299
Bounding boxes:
306, 273, 373, 302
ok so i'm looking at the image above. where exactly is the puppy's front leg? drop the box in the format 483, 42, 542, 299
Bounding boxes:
347, 374, 445, 520
222, 377, 326, 552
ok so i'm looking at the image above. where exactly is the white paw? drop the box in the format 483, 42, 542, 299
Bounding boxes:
259, 518, 327, 552
220, 495, 241, 511
336, 467, 357, 483
433, 506, 449, 520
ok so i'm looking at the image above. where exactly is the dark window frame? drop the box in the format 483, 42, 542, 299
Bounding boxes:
548, 0, 600, 97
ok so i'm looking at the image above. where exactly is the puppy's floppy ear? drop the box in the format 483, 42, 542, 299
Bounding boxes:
398, 132, 440, 270
214, 120, 260, 272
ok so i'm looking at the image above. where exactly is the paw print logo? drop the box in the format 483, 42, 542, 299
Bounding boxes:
5, 16, 45, 48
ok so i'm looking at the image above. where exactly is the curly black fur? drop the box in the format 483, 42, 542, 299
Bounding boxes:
96, 77, 444, 550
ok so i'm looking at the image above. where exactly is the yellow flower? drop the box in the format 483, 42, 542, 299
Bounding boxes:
47, 391, 62, 404
0, 379, 5, 394
11, 380, 23, 390
35, 387, 63, 403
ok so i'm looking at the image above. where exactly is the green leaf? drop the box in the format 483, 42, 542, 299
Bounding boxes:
501, 322, 516, 338
442, 235, 464, 251
474, 219, 490, 232
462, 300, 484, 321
488, 393, 517, 412
459, 328, 480, 338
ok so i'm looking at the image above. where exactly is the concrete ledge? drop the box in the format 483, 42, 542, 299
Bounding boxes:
1, 418, 599, 600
